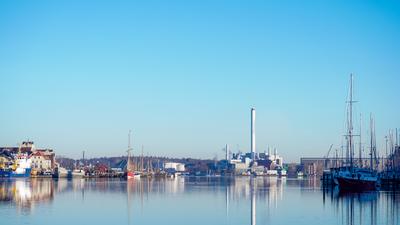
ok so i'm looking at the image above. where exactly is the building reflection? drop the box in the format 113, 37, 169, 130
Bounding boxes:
0, 179, 55, 213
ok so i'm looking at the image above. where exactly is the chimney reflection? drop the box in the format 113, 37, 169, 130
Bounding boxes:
250, 177, 256, 225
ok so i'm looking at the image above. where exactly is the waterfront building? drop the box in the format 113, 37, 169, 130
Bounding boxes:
0, 141, 56, 172
300, 157, 387, 176
164, 162, 185, 172
0, 141, 36, 156
229, 160, 248, 174
30, 151, 52, 172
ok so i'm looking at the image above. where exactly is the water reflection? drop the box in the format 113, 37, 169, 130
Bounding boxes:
250, 177, 256, 225
323, 187, 400, 225
0, 177, 398, 225
0, 179, 55, 213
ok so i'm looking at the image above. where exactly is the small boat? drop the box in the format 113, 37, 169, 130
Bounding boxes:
266, 169, 278, 176
297, 171, 304, 178
241, 171, 251, 176
52, 167, 69, 178
277, 167, 287, 176
126, 171, 141, 179
252, 171, 264, 176
69, 169, 85, 178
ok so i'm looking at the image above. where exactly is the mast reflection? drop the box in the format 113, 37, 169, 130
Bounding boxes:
323, 186, 400, 225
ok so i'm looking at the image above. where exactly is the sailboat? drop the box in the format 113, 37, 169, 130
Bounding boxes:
125, 130, 140, 180
336, 74, 378, 191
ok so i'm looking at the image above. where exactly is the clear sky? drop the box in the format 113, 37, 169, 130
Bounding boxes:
0, 0, 399, 162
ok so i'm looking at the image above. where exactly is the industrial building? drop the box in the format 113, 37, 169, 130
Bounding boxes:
300, 157, 387, 176
227, 108, 286, 176
164, 162, 185, 172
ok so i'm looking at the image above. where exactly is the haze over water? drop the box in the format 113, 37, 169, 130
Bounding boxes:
0, 177, 398, 225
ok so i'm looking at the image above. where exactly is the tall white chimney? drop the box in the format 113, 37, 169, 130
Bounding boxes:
251, 108, 256, 160
225, 144, 229, 161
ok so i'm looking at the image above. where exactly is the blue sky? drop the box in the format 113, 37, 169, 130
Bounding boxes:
0, 0, 399, 162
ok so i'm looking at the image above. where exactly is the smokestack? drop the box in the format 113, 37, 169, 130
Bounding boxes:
251, 108, 256, 160
225, 144, 229, 161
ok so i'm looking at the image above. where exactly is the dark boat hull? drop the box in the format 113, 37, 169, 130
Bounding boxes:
337, 177, 377, 191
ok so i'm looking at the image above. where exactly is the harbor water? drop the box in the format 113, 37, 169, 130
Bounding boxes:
0, 177, 399, 225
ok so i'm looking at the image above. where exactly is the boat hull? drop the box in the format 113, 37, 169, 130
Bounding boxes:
337, 177, 377, 191
126, 171, 140, 180
0, 168, 31, 178
69, 170, 85, 178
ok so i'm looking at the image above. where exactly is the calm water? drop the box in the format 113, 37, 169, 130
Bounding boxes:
0, 177, 399, 225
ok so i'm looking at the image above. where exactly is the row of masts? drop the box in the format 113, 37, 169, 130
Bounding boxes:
384, 128, 399, 171
126, 130, 158, 173
344, 74, 399, 171
345, 74, 379, 169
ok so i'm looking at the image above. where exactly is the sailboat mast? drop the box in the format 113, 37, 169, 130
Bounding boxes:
385, 135, 388, 170
373, 118, 377, 170
348, 74, 354, 168
370, 115, 373, 170
141, 145, 144, 171
127, 130, 132, 171
359, 114, 362, 167
390, 130, 394, 170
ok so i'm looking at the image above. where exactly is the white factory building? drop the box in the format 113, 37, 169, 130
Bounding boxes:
164, 162, 185, 172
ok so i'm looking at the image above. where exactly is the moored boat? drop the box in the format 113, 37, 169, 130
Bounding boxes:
125, 130, 141, 180
337, 168, 378, 191
266, 169, 278, 176
126, 171, 141, 179
277, 167, 287, 176
335, 75, 379, 191
52, 167, 69, 178
0, 154, 32, 178
297, 171, 304, 178
70, 169, 85, 178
